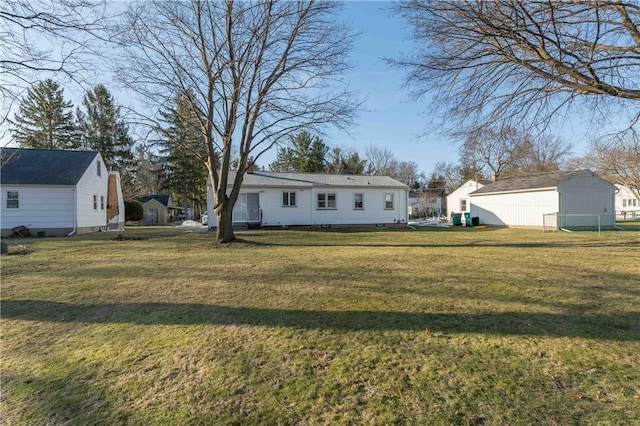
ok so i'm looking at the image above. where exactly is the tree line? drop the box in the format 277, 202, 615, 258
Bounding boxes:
2, 0, 638, 242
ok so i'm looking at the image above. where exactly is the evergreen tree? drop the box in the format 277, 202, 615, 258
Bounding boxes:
326, 147, 367, 175
269, 131, 328, 172
269, 147, 297, 172
158, 91, 209, 217
76, 85, 136, 175
12, 79, 79, 149
130, 144, 165, 197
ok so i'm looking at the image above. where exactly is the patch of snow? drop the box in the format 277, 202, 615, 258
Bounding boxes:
408, 220, 451, 228
179, 220, 204, 227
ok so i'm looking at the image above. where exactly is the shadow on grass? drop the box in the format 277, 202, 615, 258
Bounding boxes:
3, 300, 638, 341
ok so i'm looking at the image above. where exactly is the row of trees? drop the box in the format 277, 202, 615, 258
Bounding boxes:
268, 131, 424, 187
2, 0, 638, 242
8, 79, 209, 215
11, 79, 136, 183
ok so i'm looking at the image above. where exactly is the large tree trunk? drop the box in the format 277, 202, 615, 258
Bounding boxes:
215, 203, 235, 243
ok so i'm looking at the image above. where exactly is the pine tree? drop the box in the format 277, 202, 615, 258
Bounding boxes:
12, 79, 79, 149
76, 85, 136, 177
158, 91, 209, 217
326, 147, 367, 175
269, 131, 327, 172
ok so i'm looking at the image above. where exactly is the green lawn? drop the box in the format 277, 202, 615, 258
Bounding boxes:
2, 226, 639, 425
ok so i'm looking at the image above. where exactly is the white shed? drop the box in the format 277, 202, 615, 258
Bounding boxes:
206, 171, 409, 228
469, 170, 616, 229
1, 148, 124, 236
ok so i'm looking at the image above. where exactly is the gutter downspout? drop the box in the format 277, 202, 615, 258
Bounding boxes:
67, 186, 77, 236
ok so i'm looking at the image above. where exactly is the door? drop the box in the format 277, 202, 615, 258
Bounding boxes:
148, 208, 159, 225
233, 193, 260, 223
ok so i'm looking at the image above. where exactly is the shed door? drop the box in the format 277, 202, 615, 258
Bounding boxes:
148, 208, 159, 225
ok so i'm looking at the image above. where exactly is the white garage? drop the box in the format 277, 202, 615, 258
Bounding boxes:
469, 170, 616, 230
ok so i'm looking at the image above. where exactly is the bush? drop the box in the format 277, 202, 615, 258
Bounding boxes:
124, 200, 144, 222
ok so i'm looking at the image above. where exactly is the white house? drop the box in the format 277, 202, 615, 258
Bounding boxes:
469, 169, 616, 229
615, 184, 640, 220
446, 179, 489, 220
1, 148, 124, 237
206, 171, 409, 228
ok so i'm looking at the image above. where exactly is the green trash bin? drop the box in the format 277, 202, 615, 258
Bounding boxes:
471, 217, 480, 227
451, 213, 462, 226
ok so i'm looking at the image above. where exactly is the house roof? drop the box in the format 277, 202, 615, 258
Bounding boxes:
136, 194, 172, 207
1, 148, 99, 185
470, 170, 597, 195
229, 171, 408, 188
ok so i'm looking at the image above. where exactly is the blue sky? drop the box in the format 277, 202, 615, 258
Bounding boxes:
258, 1, 460, 175
4, 0, 600, 176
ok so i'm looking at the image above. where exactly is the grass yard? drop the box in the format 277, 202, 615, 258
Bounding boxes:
1, 226, 639, 425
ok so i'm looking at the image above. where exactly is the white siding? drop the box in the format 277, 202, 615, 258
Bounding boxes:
470, 189, 558, 227
1, 185, 75, 229
558, 174, 616, 227
206, 183, 408, 227
615, 185, 640, 218
75, 155, 108, 229
446, 180, 485, 217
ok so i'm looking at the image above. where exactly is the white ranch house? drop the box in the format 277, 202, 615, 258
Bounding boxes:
1, 148, 125, 237
469, 169, 616, 229
206, 171, 409, 229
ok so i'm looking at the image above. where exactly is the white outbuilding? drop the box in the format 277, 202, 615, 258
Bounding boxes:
469, 170, 616, 229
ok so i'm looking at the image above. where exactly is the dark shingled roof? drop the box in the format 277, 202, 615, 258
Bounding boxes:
470, 170, 596, 195
1, 148, 99, 185
136, 194, 171, 207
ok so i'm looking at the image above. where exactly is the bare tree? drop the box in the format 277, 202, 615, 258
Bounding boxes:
392, 1, 640, 136
1, 0, 110, 127
365, 146, 396, 175
519, 133, 573, 173
117, 1, 358, 242
461, 127, 532, 180
571, 135, 640, 200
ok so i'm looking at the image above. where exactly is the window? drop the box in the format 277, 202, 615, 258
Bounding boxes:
634, 199, 638, 207
100, 195, 105, 210
317, 193, 336, 209
354, 193, 364, 209
97, 160, 101, 176
93, 195, 98, 210
6, 191, 19, 209
384, 193, 394, 210
282, 192, 296, 207
460, 199, 467, 211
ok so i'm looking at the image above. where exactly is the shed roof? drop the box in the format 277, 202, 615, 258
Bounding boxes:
1, 148, 99, 185
470, 170, 596, 195
136, 194, 172, 207
228, 171, 408, 188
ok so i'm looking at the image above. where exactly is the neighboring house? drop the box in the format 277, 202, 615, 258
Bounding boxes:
206, 171, 409, 228
615, 184, 640, 220
135, 194, 179, 225
1, 148, 125, 237
446, 179, 489, 221
469, 169, 616, 229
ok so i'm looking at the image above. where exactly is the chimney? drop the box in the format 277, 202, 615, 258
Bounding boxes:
246, 162, 255, 174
